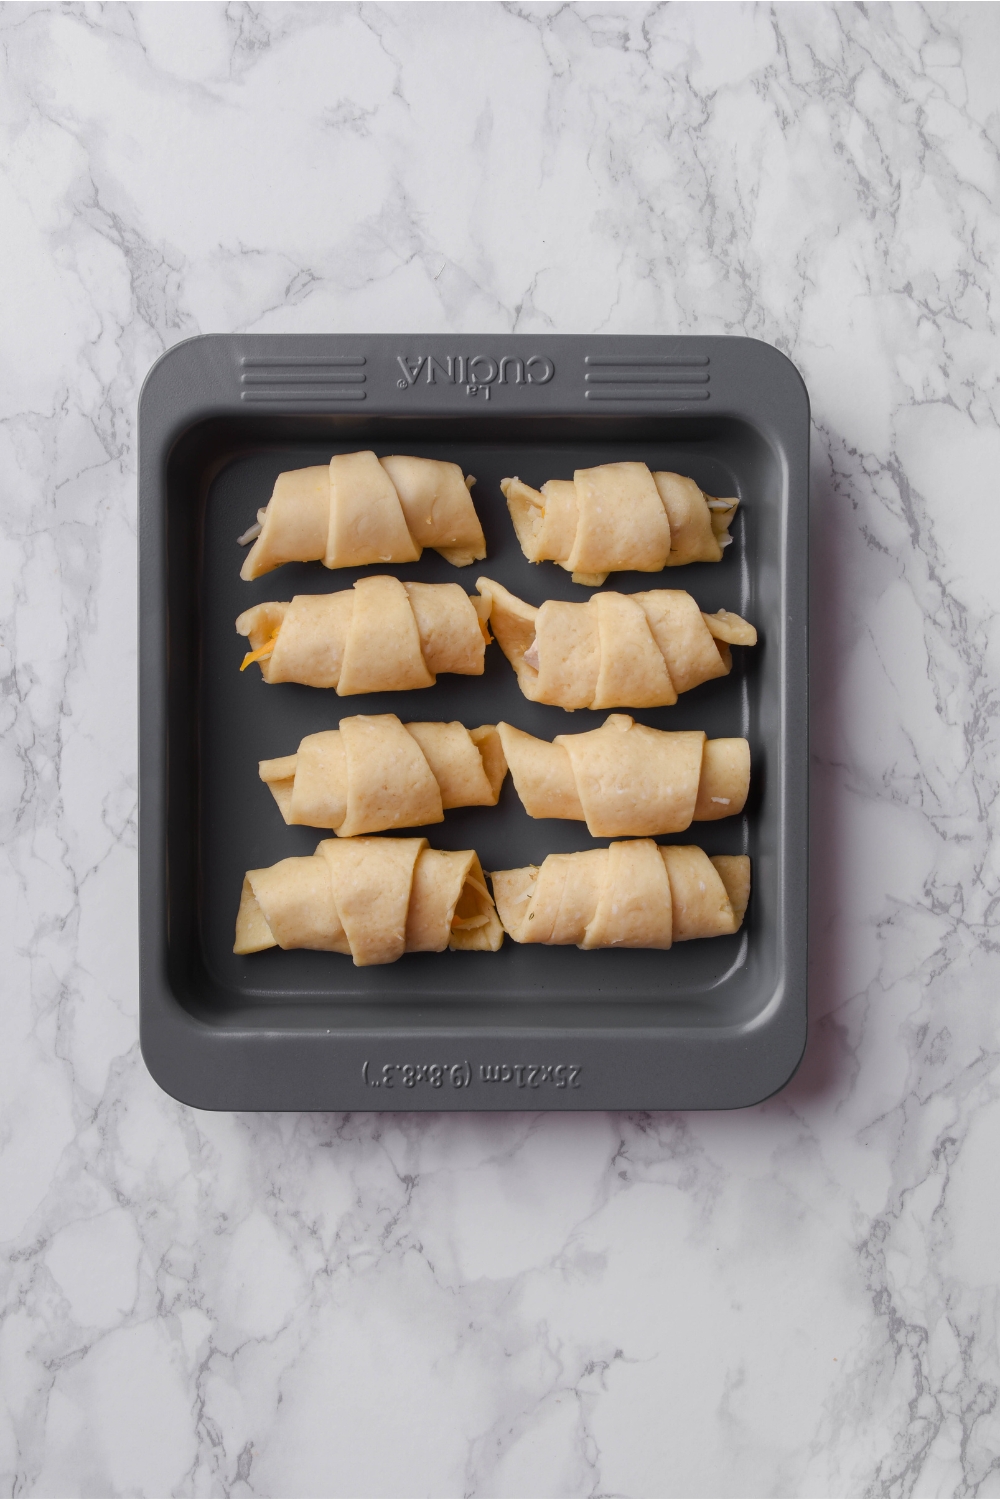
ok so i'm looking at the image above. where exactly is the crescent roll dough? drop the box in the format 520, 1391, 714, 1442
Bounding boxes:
492, 841, 750, 950
239, 451, 487, 579
259, 714, 508, 836
476, 577, 756, 710
502, 463, 738, 584
237, 576, 486, 692
234, 837, 503, 965
497, 715, 749, 836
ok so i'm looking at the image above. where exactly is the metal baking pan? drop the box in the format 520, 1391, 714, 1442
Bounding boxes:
138, 334, 808, 1111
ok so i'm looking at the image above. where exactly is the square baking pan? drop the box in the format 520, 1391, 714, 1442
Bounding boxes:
138, 334, 808, 1111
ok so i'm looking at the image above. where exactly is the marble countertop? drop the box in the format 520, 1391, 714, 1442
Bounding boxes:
2, 2, 999, 1494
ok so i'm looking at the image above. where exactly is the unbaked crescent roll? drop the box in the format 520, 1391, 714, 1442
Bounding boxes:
476, 577, 756, 711
491, 841, 750, 950
259, 714, 509, 836
239, 451, 487, 579
235, 837, 503, 965
237, 576, 487, 692
497, 715, 749, 836
502, 462, 738, 584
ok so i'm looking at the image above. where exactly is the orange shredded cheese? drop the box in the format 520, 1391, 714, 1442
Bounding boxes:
240, 629, 280, 672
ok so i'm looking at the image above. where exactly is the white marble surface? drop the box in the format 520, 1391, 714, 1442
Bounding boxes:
2, 1, 999, 1494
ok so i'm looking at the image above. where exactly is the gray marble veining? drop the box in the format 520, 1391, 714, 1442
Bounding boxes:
1, 2, 999, 1495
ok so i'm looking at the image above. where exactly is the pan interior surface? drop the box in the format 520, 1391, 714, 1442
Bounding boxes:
164, 410, 784, 1035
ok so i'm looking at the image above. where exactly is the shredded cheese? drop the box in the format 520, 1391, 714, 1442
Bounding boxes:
463, 873, 494, 904
237, 508, 270, 547
240, 628, 281, 671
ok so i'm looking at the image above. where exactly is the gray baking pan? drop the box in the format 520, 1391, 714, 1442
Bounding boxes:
138, 334, 808, 1111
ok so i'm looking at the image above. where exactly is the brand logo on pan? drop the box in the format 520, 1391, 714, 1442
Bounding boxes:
396, 353, 555, 401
